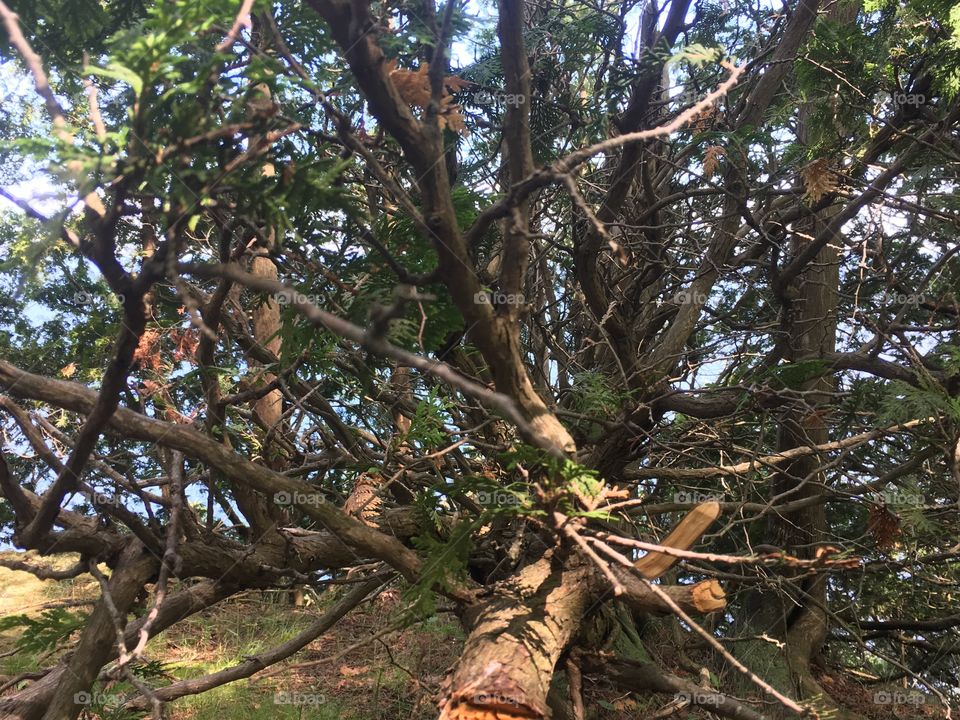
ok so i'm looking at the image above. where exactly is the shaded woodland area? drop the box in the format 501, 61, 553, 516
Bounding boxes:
0, 0, 958, 718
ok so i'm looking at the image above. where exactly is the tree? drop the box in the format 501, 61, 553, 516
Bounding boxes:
0, 0, 958, 718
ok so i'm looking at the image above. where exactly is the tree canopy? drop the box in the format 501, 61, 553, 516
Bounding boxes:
0, 0, 958, 718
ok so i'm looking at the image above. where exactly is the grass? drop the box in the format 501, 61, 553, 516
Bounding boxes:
0, 554, 463, 719
0, 553, 944, 719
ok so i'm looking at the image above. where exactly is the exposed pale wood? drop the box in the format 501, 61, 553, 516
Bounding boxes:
634, 501, 720, 579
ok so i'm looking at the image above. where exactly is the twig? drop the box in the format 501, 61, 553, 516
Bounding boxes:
598, 554, 811, 717
0, 1, 68, 135
464, 61, 746, 247
83, 53, 107, 141
181, 262, 568, 458
256, 609, 410, 678
124, 573, 394, 707
566, 656, 585, 720
126, 451, 184, 661
0, 557, 87, 581
589, 531, 860, 572
558, 513, 624, 596
88, 562, 165, 719
216, 0, 257, 52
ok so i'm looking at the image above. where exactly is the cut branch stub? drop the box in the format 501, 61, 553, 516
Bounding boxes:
615, 574, 726, 615
634, 501, 720, 579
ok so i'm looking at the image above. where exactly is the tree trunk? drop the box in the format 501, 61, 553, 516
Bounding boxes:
40, 542, 157, 720
735, 5, 863, 715
439, 555, 593, 720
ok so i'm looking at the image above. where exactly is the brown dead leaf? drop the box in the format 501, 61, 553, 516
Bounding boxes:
134, 329, 164, 371
444, 75, 473, 92
690, 104, 718, 131
868, 503, 902, 549
438, 105, 469, 135
800, 157, 838, 204
172, 329, 200, 363
388, 60, 432, 107
339, 664, 368, 677
703, 145, 725, 178
139, 379, 162, 398
387, 60, 470, 136
60, 363, 77, 378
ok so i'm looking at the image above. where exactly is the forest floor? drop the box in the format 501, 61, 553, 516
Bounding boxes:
0, 551, 942, 719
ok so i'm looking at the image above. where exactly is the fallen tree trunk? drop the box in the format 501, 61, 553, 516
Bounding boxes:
439, 555, 592, 720
440, 504, 725, 719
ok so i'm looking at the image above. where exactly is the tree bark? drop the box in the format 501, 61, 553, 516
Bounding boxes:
439, 555, 592, 720
736, 4, 864, 716
40, 542, 157, 720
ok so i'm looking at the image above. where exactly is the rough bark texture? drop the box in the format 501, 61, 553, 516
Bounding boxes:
39, 542, 157, 720
440, 503, 723, 718
614, 573, 726, 615
439, 556, 592, 720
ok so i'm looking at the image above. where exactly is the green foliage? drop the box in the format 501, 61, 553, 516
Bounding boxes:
1, 0, 959, 702
406, 520, 476, 615
667, 43, 725, 68
0, 608, 87, 654
500, 446, 608, 518
568, 371, 625, 415
881, 376, 960, 425
405, 386, 455, 448
1, 0, 149, 68
767, 360, 830, 390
